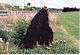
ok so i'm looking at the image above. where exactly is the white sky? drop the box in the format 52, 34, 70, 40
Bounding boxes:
0, 0, 80, 8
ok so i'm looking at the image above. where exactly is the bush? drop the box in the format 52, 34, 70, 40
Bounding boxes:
0, 24, 9, 42
12, 17, 31, 48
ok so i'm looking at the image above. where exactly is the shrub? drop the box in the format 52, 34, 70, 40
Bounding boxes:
12, 17, 31, 48
0, 24, 9, 42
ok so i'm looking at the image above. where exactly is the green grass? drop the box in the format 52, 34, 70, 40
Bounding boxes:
0, 11, 79, 54
0, 42, 79, 54
58, 11, 79, 39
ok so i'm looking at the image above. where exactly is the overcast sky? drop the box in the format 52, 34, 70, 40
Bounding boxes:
0, 0, 80, 8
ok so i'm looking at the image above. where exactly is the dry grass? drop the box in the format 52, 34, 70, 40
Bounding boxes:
0, 12, 79, 48
0, 11, 79, 54
0, 12, 36, 31
49, 12, 79, 48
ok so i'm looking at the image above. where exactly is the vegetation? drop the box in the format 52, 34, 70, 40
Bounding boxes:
0, 3, 34, 11
12, 17, 31, 48
59, 12, 79, 39
0, 24, 8, 42
0, 11, 79, 54
27, 3, 31, 7
0, 4, 4, 10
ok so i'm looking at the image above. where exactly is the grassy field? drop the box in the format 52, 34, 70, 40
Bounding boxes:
59, 12, 79, 39
57, 11, 79, 49
0, 11, 79, 54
